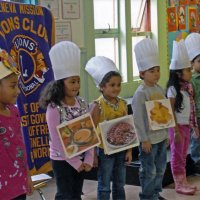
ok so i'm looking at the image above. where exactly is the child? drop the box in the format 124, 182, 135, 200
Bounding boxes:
132, 38, 168, 200
39, 41, 94, 200
185, 33, 200, 175
0, 50, 33, 200
166, 40, 199, 195
85, 56, 132, 200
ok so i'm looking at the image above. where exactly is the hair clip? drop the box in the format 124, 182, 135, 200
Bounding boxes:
0, 49, 20, 75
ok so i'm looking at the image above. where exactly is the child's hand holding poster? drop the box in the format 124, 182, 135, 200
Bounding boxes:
99, 115, 139, 155
57, 113, 100, 158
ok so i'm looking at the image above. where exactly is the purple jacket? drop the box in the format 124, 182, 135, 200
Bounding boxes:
46, 98, 94, 171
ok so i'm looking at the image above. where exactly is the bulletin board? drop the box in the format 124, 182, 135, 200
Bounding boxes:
167, 0, 200, 61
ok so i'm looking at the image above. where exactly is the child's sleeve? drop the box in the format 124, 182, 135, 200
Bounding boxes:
131, 91, 149, 142
46, 105, 82, 170
167, 86, 176, 98
83, 148, 94, 166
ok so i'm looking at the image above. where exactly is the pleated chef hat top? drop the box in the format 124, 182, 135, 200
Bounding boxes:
185, 33, 200, 61
134, 38, 160, 72
85, 56, 118, 86
49, 41, 80, 80
170, 40, 190, 70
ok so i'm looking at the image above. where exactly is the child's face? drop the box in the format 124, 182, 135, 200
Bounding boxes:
0, 74, 20, 105
100, 76, 121, 99
192, 55, 200, 73
63, 76, 80, 98
181, 67, 192, 82
140, 66, 160, 86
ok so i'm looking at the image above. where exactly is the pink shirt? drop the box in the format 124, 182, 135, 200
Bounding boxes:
46, 98, 94, 170
0, 105, 28, 200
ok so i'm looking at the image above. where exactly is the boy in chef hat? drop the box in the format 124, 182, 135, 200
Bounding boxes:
39, 41, 94, 200
85, 56, 132, 200
166, 40, 198, 195
185, 33, 200, 176
132, 38, 168, 200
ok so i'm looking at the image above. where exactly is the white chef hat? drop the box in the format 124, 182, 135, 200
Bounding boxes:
49, 41, 80, 80
185, 33, 200, 61
170, 40, 191, 70
134, 38, 160, 72
85, 56, 118, 86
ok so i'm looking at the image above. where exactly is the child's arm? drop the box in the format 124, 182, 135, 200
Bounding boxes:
125, 148, 132, 164
88, 102, 101, 168
83, 148, 94, 171
90, 102, 101, 127
141, 141, 152, 153
132, 91, 151, 149
123, 102, 132, 163
93, 147, 98, 167
191, 83, 200, 139
82, 102, 101, 171
168, 97, 181, 143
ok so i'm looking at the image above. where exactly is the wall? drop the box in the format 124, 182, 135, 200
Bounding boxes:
40, 0, 169, 101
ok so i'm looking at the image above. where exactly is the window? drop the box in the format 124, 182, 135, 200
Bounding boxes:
131, 0, 150, 31
83, 0, 158, 101
95, 38, 119, 68
93, 0, 151, 81
93, 0, 119, 67
93, 0, 118, 29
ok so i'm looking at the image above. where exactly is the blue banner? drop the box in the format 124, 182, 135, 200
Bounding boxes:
0, 1, 55, 174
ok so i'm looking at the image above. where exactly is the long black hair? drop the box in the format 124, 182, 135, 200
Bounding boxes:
166, 69, 184, 113
39, 79, 65, 109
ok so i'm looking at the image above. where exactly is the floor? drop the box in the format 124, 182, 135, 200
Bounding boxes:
28, 175, 200, 200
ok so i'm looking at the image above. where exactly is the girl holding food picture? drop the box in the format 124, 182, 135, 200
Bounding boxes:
85, 56, 132, 200
39, 41, 94, 200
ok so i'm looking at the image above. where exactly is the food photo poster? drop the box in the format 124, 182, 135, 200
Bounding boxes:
145, 99, 175, 131
99, 115, 139, 155
57, 113, 100, 158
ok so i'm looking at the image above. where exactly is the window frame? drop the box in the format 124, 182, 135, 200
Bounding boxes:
81, 0, 169, 102
131, 0, 147, 30
83, 0, 152, 101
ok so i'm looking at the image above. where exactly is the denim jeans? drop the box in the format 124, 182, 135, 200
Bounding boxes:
97, 148, 126, 200
190, 118, 200, 168
52, 159, 84, 200
138, 140, 167, 200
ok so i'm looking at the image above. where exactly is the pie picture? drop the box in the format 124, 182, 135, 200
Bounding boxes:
99, 115, 139, 155
106, 122, 136, 148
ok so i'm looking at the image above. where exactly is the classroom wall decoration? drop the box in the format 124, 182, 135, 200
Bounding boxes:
167, 0, 200, 62
39, 0, 81, 44
178, 6, 186, 30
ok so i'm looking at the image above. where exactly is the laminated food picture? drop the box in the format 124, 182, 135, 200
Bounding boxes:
145, 99, 175, 130
99, 115, 139, 155
57, 113, 100, 158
